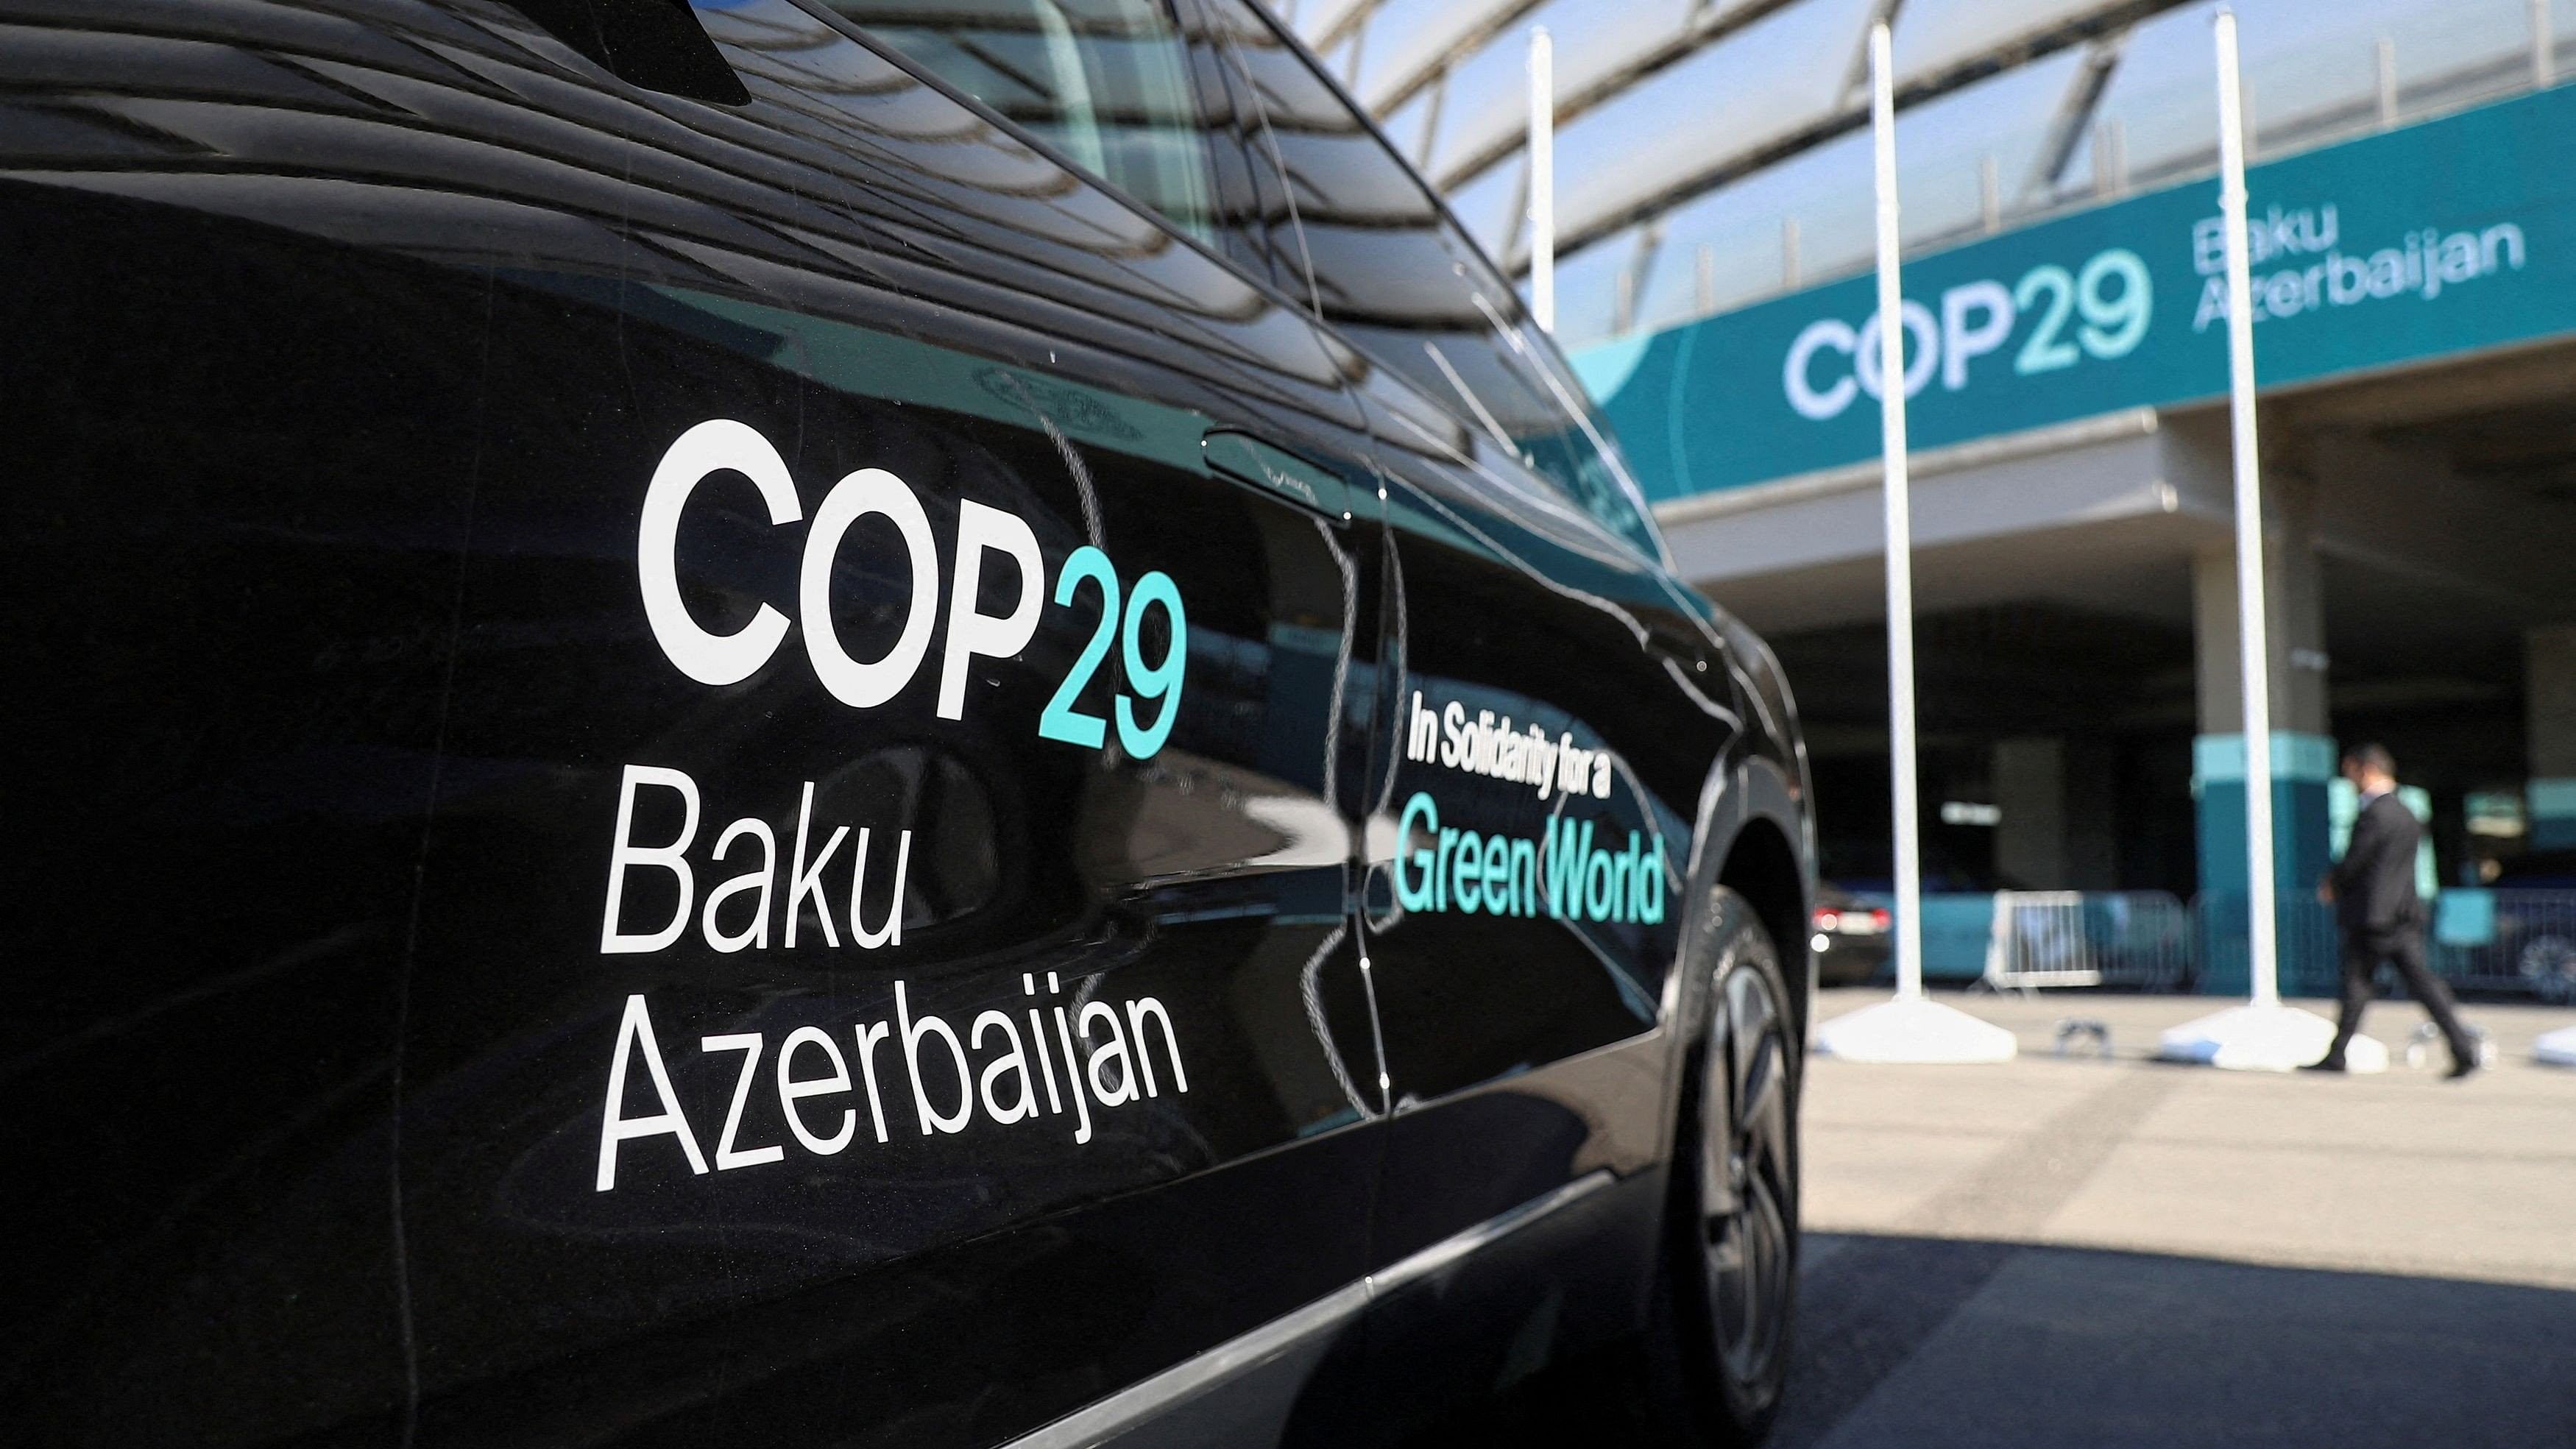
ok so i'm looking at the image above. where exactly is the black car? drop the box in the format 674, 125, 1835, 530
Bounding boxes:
1810, 883, 1893, 986
2487, 849, 2576, 1001
1, 2, 1816, 1444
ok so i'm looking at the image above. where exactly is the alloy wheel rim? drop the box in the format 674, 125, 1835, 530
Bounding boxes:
1702, 960, 1792, 1384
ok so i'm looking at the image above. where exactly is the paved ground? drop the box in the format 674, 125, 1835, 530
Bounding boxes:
1777, 988, 2576, 1448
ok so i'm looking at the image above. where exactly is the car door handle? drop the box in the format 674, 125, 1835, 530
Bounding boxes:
1203, 430, 1355, 524
1645, 618, 1713, 676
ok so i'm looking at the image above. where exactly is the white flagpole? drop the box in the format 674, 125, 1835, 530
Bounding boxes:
1528, 26, 1554, 333
1870, 22, 1925, 1003
1812, 22, 2016, 1065
2159, 9, 2384, 1070
2215, 8, 2279, 1009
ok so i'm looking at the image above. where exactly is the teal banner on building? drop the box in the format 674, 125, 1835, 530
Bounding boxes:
1578, 84, 2576, 502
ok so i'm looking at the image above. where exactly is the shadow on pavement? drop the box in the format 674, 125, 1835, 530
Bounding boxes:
1777, 1231, 2576, 1449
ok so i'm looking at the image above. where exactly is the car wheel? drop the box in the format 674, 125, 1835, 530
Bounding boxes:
2519, 935, 2576, 1004
1650, 886, 1800, 1445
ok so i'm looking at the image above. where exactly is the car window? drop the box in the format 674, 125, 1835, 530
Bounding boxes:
1190, 0, 1663, 561
1175, 0, 1316, 301
821, 0, 1219, 245
1504, 315, 1668, 563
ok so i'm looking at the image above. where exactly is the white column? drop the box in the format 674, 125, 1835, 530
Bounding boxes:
1870, 21, 1925, 1003
2157, 10, 2381, 1071
2215, 8, 2279, 1010
1811, 21, 2017, 1066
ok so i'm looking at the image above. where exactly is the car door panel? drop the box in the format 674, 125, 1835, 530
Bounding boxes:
1202, 2, 1750, 1420
397, 3, 1395, 1436
1342, 406, 1730, 1444
1351, 411, 1731, 1411
1, 0, 1395, 1443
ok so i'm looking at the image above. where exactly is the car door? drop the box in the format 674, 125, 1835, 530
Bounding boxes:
1205, 8, 1751, 1429
0, 0, 1393, 1442
411, 1, 1406, 1440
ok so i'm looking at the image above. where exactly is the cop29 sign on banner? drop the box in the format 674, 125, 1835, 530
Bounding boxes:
1577, 82, 2576, 501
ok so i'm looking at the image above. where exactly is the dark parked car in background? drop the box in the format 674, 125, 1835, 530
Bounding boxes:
1810, 883, 1893, 986
2488, 849, 2576, 1002
1, 1, 1815, 1443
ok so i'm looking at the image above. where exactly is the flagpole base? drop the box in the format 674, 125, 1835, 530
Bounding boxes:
1814, 994, 2017, 1064
2535, 1024, 2576, 1067
2156, 1003, 2385, 1072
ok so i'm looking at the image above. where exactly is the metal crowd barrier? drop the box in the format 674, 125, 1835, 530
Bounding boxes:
2192, 893, 2343, 999
2187, 889, 2576, 1001
1978, 891, 2194, 996
1885, 887, 2576, 999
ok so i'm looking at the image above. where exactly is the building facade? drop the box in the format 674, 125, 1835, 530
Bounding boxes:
1295, 0, 2576, 985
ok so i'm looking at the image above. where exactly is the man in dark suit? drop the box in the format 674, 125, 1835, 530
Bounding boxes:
2312, 744, 2479, 1077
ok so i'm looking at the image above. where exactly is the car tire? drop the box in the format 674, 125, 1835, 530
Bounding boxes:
2519, 935, 2576, 1004
1649, 885, 1800, 1446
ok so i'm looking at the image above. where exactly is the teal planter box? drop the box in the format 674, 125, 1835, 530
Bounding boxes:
1921, 893, 1996, 981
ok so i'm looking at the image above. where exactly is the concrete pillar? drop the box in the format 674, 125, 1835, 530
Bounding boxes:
1992, 737, 2121, 890
2530, 624, 2576, 848
1994, 737, 2065, 889
2190, 468, 2329, 737
2190, 467, 2338, 993
2064, 737, 2120, 890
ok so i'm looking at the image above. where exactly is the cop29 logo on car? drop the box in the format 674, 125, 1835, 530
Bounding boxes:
1781, 247, 2152, 422
639, 419, 1186, 759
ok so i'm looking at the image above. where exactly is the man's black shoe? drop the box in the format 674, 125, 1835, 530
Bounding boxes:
2300, 1057, 2347, 1073
2444, 1057, 2481, 1080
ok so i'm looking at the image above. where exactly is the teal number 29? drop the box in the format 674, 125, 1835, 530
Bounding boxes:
1038, 545, 1119, 750
1037, 548, 1188, 759
2014, 247, 2151, 376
